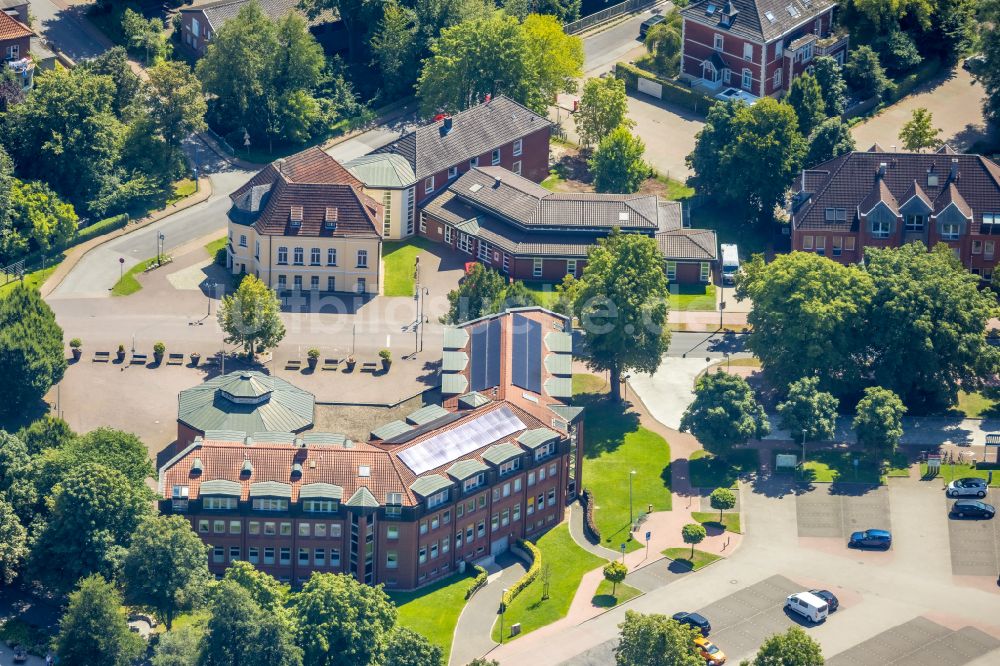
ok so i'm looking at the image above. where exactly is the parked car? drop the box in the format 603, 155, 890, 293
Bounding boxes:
672, 611, 711, 635
693, 635, 727, 665
947, 477, 988, 498
639, 14, 665, 39
13, 646, 27, 663
808, 589, 839, 612
964, 54, 986, 74
950, 499, 996, 519
785, 591, 829, 623
849, 529, 892, 549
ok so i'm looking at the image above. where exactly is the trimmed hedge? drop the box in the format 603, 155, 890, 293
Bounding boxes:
76, 214, 129, 245
614, 62, 716, 114
502, 539, 541, 608
466, 564, 488, 599
890, 58, 942, 103
581, 488, 601, 543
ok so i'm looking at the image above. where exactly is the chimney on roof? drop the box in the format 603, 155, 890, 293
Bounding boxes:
276, 158, 286, 175
878, 162, 887, 177
950, 158, 959, 181
485, 93, 492, 103
443, 116, 453, 134
493, 175, 502, 189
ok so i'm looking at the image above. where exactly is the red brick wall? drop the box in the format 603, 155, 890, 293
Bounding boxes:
414, 126, 551, 207
179, 12, 212, 57
1, 35, 29, 61
682, 21, 763, 95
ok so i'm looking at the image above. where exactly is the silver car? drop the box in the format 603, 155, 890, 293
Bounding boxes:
946, 477, 988, 498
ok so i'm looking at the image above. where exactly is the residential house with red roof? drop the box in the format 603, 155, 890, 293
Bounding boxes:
790, 146, 1000, 280
0, 9, 30, 63
227, 146, 383, 295
679, 0, 848, 99
159, 308, 583, 589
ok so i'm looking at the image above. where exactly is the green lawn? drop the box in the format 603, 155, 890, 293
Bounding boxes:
884, 452, 912, 478
920, 462, 1000, 486
389, 571, 473, 660
111, 258, 158, 296
205, 236, 227, 266
662, 547, 721, 571
591, 578, 642, 608
168, 178, 198, 205
655, 174, 695, 200
383, 237, 438, 297
490, 525, 605, 642
956, 390, 1000, 418
576, 375, 672, 552
688, 203, 768, 258
669, 283, 716, 311
0, 264, 57, 296
691, 511, 741, 534
541, 170, 565, 191
687, 449, 758, 489
800, 451, 881, 484
523, 281, 561, 308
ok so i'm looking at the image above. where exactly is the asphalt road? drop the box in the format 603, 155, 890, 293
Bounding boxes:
30, 0, 110, 62
667, 330, 749, 357
582, 2, 672, 76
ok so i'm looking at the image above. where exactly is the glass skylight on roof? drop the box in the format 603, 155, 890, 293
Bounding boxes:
787, 5, 800, 17
469, 183, 483, 192
706, 3, 716, 14
765, 10, 776, 21
358, 465, 371, 477
398, 406, 526, 476
618, 211, 629, 222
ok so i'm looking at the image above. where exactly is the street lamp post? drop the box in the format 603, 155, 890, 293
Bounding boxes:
499, 588, 509, 644
629, 469, 637, 524
801, 430, 807, 468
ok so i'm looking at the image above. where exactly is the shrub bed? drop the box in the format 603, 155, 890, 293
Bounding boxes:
502, 539, 541, 607
466, 565, 488, 599
614, 62, 716, 114
581, 488, 601, 542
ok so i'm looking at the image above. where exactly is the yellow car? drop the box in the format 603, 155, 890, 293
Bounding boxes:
693, 635, 727, 665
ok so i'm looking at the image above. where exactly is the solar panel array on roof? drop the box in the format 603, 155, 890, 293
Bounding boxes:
469, 318, 501, 391
398, 406, 526, 475
512, 314, 542, 393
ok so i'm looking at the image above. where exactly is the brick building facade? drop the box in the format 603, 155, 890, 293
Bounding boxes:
159, 308, 584, 590
790, 146, 1000, 280
680, 0, 847, 99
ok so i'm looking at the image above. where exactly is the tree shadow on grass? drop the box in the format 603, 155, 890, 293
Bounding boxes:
575, 392, 641, 458
591, 594, 619, 608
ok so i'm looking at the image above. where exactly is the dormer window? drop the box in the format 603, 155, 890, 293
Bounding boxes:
534, 441, 556, 461
927, 172, 939, 187
358, 465, 371, 478
825, 208, 847, 222
871, 219, 891, 239
290, 206, 303, 226
427, 489, 450, 509
325, 207, 338, 229
241, 459, 253, 477
463, 473, 485, 492
386, 492, 403, 517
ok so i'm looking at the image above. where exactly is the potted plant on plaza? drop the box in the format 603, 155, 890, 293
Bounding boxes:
153, 342, 166, 364
190, 352, 201, 366
379, 349, 392, 372
116, 344, 126, 362
69, 338, 82, 361
345, 356, 356, 372
307, 348, 320, 370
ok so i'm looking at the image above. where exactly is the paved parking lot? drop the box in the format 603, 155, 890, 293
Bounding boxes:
692, 575, 804, 658
826, 617, 1000, 666
946, 491, 1000, 576
796, 485, 891, 539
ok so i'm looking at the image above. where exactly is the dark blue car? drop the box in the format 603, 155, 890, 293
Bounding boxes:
672, 611, 711, 635
849, 529, 891, 549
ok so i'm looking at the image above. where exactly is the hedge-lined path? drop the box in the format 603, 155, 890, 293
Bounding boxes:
568, 502, 620, 560
448, 553, 526, 666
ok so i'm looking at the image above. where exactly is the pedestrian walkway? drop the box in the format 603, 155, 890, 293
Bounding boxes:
569, 502, 619, 560
448, 553, 526, 666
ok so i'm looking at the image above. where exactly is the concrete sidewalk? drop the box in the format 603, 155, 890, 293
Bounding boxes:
449, 553, 526, 666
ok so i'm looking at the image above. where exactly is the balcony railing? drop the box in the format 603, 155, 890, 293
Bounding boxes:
816, 33, 849, 57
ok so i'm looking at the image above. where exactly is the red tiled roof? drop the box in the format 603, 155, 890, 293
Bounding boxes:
0, 11, 31, 40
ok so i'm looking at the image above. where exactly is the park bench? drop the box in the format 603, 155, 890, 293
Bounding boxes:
321, 358, 340, 371
93, 351, 110, 362
167, 353, 184, 366
203, 354, 220, 368
285, 359, 303, 371
130, 353, 148, 365
361, 361, 378, 373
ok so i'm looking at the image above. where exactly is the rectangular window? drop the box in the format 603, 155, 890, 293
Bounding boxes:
941, 223, 961, 241
298, 548, 310, 565
478, 495, 486, 509
535, 442, 556, 461
419, 547, 427, 564
548, 489, 556, 507
815, 236, 826, 256
872, 220, 891, 239
277, 275, 287, 290
326, 248, 337, 266
303, 500, 337, 513
430, 543, 439, 559
314, 548, 325, 566
513, 503, 521, 521
293, 275, 302, 291
499, 459, 520, 476
299, 523, 311, 537
493, 487, 501, 502
512, 160, 521, 176
279, 522, 292, 536
491, 514, 499, 532
824, 208, 847, 222
357, 277, 366, 293
310, 276, 319, 290
198, 520, 209, 533
466, 524, 474, 542
566, 259, 577, 276
714, 34, 724, 51
431, 515, 440, 530
528, 471, 536, 486
255, 240, 260, 259
293, 247, 304, 265
387, 524, 399, 539
974, 240, 984, 254
212, 547, 224, 564
213, 520, 225, 534
802, 235, 814, 250
229, 521, 241, 534
239, 234, 247, 247
743, 43, 753, 61
357, 249, 368, 268
477, 521, 485, 537
533, 258, 543, 277
665, 261, 677, 281
264, 522, 276, 535
742, 68, 752, 91
456, 530, 463, 548
501, 509, 510, 527
904, 215, 925, 231
775, 41, 784, 58
802, 43, 813, 62
249, 547, 259, 564
203, 497, 238, 511
492, 149, 501, 165
264, 547, 275, 564
513, 139, 523, 156
514, 477, 521, 492
833, 236, 843, 256
310, 248, 320, 265
442, 537, 449, 554
457, 503, 464, 519
463, 474, 485, 492
986, 241, 995, 260
279, 548, 291, 565
470, 156, 479, 168
420, 521, 428, 535
503, 483, 511, 497
327, 276, 335, 292
315, 523, 327, 538
539, 466, 546, 481
845, 237, 856, 251
773, 69, 782, 90
386, 551, 398, 569
700, 262, 710, 282
425, 176, 435, 194
527, 496, 535, 515
448, 166, 458, 179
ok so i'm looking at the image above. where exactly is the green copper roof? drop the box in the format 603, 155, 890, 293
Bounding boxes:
545, 377, 573, 398
300, 483, 344, 500
482, 442, 523, 466
371, 420, 412, 440
442, 351, 469, 372
441, 373, 468, 395
544, 353, 572, 376
447, 459, 489, 480
406, 404, 450, 426
249, 481, 292, 498
458, 392, 492, 409
443, 327, 470, 349
344, 153, 416, 188
178, 371, 315, 435
410, 474, 452, 497
199, 479, 241, 497
517, 427, 560, 450
345, 486, 380, 508
545, 331, 573, 353
548, 404, 584, 424
250, 431, 297, 445
203, 430, 247, 443
302, 432, 350, 447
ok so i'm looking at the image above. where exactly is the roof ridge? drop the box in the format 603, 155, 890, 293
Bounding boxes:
796, 151, 855, 229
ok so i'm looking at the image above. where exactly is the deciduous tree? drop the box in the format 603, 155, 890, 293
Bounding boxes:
602, 560, 627, 595
709, 487, 736, 522
16, 414, 74, 456
146, 61, 207, 176
812, 55, 848, 116
615, 611, 703, 666
200, 580, 302, 666
644, 16, 682, 78
222, 560, 290, 615
853, 386, 906, 457
444, 263, 508, 324
218, 274, 286, 357
747, 626, 825, 666
384, 626, 443, 666
680, 371, 769, 457
3, 179, 78, 261
681, 523, 706, 558
54, 575, 144, 666
787, 73, 826, 136
589, 126, 648, 193
292, 572, 396, 666
0, 285, 67, 419
845, 45, 893, 101
122, 8, 168, 63
574, 230, 670, 402
370, 0, 418, 97
123, 515, 210, 629
0, 498, 26, 585
521, 13, 584, 113
152, 624, 205, 666
898, 107, 942, 152
777, 376, 840, 443
576, 77, 633, 148
806, 117, 856, 166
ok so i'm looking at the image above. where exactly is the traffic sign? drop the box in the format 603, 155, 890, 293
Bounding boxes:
645, 531, 651, 542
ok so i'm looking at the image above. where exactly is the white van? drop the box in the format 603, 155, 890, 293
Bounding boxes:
785, 592, 829, 623
721, 244, 739, 285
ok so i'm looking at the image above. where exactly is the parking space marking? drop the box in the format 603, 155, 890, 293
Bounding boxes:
693, 575, 804, 658
826, 617, 1000, 666
796, 486, 891, 540
945, 490, 1000, 576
